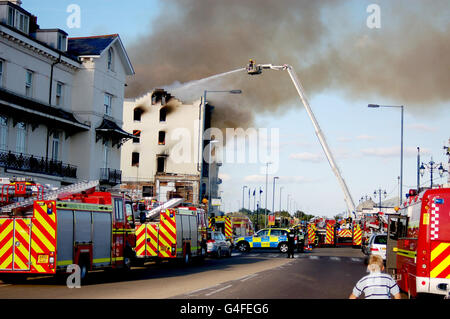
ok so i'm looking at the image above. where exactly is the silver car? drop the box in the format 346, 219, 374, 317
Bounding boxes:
207, 231, 232, 258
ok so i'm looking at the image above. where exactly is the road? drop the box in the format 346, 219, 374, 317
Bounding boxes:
0, 247, 368, 299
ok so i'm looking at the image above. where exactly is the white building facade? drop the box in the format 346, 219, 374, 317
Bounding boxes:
0, 1, 134, 187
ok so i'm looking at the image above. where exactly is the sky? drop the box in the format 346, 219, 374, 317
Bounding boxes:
22, 1, 450, 218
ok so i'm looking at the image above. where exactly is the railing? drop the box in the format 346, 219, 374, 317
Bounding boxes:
100, 168, 122, 185
0, 150, 77, 178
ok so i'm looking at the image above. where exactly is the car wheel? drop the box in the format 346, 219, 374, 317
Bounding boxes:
279, 243, 289, 253
237, 242, 249, 252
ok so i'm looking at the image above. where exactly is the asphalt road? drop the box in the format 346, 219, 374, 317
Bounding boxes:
0, 247, 368, 299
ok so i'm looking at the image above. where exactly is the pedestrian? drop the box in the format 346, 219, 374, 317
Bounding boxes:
287, 229, 295, 258
349, 255, 401, 299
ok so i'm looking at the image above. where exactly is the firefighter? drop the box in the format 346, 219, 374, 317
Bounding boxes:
287, 229, 296, 258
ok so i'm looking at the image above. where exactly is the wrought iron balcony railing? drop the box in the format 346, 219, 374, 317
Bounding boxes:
0, 150, 77, 179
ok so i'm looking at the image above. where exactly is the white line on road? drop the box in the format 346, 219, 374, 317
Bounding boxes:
205, 284, 233, 297
309, 256, 319, 260
0, 284, 11, 287
351, 258, 363, 262
330, 257, 341, 261
240, 274, 258, 282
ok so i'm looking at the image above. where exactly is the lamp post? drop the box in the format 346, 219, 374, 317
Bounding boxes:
279, 186, 284, 213
373, 188, 387, 212
242, 185, 248, 212
420, 158, 446, 188
208, 139, 219, 217
369, 104, 404, 205
264, 162, 272, 228
271, 176, 279, 215
199, 89, 242, 205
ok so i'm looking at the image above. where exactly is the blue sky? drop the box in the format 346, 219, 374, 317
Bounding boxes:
23, 1, 450, 217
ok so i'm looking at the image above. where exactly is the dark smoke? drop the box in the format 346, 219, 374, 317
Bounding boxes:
125, 0, 450, 129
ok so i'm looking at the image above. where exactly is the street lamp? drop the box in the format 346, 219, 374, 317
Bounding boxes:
264, 162, 272, 228
208, 139, 219, 217
368, 104, 404, 205
199, 89, 242, 205
420, 158, 445, 188
271, 176, 279, 223
373, 188, 387, 211
242, 185, 248, 212
279, 186, 284, 213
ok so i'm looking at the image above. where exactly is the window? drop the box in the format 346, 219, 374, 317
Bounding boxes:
270, 230, 287, 237
8, 7, 15, 26
142, 186, 154, 197
25, 70, 33, 97
158, 131, 165, 145
56, 82, 63, 106
156, 156, 165, 173
374, 235, 387, 245
131, 152, 140, 167
132, 130, 141, 143
104, 93, 112, 115
16, 121, 26, 154
57, 34, 66, 51
51, 131, 60, 161
133, 108, 143, 122
159, 107, 167, 122
256, 229, 269, 237
114, 198, 124, 221
0, 60, 4, 87
0, 116, 8, 151
107, 48, 114, 71
103, 140, 110, 168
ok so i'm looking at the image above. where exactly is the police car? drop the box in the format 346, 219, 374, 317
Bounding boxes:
234, 228, 292, 253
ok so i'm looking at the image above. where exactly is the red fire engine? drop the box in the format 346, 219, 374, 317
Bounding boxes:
0, 180, 136, 283
386, 188, 450, 298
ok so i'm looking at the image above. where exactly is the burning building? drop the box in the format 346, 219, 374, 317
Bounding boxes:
120, 89, 220, 210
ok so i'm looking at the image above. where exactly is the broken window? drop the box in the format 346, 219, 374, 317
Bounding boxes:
159, 107, 167, 122
156, 156, 165, 173
133, 130, 141, 143
132, 152, 140, 167
158, 131, 165, 145
133, 108, 143, 122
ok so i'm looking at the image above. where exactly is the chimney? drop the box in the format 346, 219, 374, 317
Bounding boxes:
10, 0, 22, 6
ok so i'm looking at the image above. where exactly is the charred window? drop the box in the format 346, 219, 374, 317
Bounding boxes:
133, 130, 141, 143
132, 152, 140, 167
158, 131, 165, 145
157, 156, 165, 173
133, 108, 143, 122
159, 107, 167, 122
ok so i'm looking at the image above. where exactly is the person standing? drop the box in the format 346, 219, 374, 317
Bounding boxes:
349, 255, 401, 299
287, 230, 296, 258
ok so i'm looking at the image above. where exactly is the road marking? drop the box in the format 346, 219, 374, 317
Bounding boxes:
309, 256, 319, 260
269, 254, 280, 258
330, 257, 341, 261
240, 274, 258, 282
0, 284, 12, 287
205, 284, 233, 296
232, 252, 242, 257
248, 254, 260, 257
187, 284, 220, 296
351, 258, 363, 262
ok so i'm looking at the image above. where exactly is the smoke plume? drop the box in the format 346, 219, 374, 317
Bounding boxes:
125, 0, 450, 129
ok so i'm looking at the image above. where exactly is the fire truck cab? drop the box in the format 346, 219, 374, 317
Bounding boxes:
387, 188, 450, 298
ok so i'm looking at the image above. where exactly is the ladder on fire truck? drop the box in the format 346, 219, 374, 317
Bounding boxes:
0, 180, 99, 213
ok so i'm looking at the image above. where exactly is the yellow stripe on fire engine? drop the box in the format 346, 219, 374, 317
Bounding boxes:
135, 225, 146, 256
430, 243, 450, 278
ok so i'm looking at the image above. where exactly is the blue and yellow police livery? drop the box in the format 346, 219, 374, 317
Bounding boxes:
235, 228, 291, 253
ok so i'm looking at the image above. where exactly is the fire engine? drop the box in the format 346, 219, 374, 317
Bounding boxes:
135, 205, 208, 264
230, 215, 254, 237
305, 217, 362, 249
386, 188, 450, 298
209, 215, 232, 241
0, 179, 136, 283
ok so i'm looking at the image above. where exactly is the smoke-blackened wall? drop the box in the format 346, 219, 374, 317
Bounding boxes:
125, 0, 450, 129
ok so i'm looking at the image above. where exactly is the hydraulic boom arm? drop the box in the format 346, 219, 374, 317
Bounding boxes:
251, 63, 356, 217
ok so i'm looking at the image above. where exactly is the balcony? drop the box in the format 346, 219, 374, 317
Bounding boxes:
100, 168, 122, 185
0, 150, 77, 179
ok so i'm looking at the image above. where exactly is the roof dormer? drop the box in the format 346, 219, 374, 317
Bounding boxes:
35, 29, 68, 52
0, 1, 34, 35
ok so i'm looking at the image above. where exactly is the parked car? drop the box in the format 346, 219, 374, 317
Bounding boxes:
234, 228, 292, 253
367, 233, 387, 260
207, 231, 232, 258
